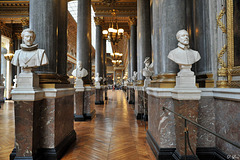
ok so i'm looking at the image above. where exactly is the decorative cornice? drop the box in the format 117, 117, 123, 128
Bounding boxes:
94, 17, 104, 26
0, 1, 29, 7
129, 16, 137, 26
21, 17, 29, 27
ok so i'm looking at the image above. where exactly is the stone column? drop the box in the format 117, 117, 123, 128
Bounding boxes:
29, 0, 58, 80
103, 38, 106, 79
137, 0, 151, 81
4, 41, 14, 100
0, 29, 4, 103
77, 0, 92, 84
94, 17, 103, 78
151, 0, 186, 88
127, 38, 131, 80
57, 0, 68, 83
94, 17, 104, 105
102, 38, 108, 100
75, 0, 95, 119
129, 17, 137, 81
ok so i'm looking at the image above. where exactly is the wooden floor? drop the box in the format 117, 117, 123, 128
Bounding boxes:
0, 90, 155, 160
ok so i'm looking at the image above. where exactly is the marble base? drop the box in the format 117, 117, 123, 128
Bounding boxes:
11, 87, 76, 160
128, 87, 135, 104
95, 88, 104, 105
135, 89, 143, 119
74, 91, 85, 121
105, 86, 108, 100
173, 100, 199, 156
84, 86, 96, 120
0, 86, 4, 103
14, 100, 42, 159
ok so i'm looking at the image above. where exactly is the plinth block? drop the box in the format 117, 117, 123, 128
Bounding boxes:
74, 91, 85, 121
173, 100, 199, 157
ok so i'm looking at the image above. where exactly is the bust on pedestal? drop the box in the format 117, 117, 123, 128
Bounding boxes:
95, 72, 102, 89
168, 29, 201, 100
11, 28, 49, 101
72, 61, 88, 91
168, 29, 201, 158
131, 71, 138, 86
142, 57, 153, 88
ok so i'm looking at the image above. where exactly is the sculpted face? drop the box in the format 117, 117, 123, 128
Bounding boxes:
23, 32, 34, 46
177, 30, 189, 45
77, 61, 83, 69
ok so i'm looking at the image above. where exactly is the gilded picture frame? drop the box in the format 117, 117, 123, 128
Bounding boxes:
227, 0, 240, 87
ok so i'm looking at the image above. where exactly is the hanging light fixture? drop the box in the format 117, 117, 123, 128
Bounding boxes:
111, 44, 123, 67
102, 4, 124, 45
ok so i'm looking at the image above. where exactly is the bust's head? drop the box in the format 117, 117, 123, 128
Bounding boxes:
176, 29, 189, 46
77, 61, 83, 69
21, 28, 36, 46
144, 57, 150, 67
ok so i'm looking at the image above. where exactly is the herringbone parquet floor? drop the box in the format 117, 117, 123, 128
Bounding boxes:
62, 90, 155, 160
0, 101, 15, 160
0, 90, 155, 160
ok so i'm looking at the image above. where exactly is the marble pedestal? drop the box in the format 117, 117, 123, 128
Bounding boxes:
84, 86, 96, 119
104, 86, 108, 100
10, 84, 76, 160
95, 87, 104, 105
172, 100, 199, 159
74, 87, 85, 121
128, 86, 135, 104
0, 86, 4, 103
134, 87, 144, 119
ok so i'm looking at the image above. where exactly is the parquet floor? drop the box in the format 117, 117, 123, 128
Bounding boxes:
62, 90, 155, 160
0, 90, 155, 160
0, 101, 15, 160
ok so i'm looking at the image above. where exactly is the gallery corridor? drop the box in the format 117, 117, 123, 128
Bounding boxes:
0, 90, 155, 160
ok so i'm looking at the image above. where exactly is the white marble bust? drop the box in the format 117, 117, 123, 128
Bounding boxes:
95, 73, 102, 83
11, 28, 49, 71
168, 29, 200, 66
72, 61, 88, 79
142, 57, 153, 77
131, 71, 138, 82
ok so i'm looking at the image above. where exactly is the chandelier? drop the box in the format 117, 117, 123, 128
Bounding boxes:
102, 7, 124, 45
111, 45, 123, 66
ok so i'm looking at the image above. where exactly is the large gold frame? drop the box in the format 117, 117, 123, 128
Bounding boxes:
227, 0, 240, 87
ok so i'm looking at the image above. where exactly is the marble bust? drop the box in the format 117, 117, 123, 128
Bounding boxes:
168, 29, 201, 100
72, 61, 88, 88
131, 71, 138, 82
72, 61, 88, 79
168, 29, 201, 76
142, 57, 153, 88
95, 73, 102, 88
142, 57, 153, 77
95, 73, 102, 83
11, 28, 49, 71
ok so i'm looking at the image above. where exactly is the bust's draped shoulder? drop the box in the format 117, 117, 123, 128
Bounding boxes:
11, 49, 21, 66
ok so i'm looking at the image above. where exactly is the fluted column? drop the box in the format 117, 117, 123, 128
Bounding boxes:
151, 0, 186, 87
137, 0, 151, 81
77, 0, 92, 84
94, 17, 104, 79
129, 17, 137, 82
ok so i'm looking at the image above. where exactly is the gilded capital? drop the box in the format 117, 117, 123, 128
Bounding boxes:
128, 17, 137, 26
94, 17, 104, 26
21, 17, 29, 28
